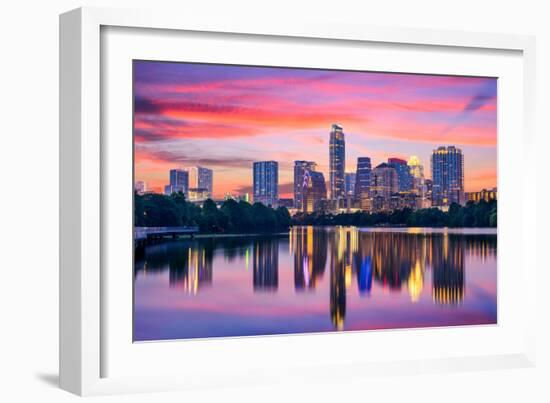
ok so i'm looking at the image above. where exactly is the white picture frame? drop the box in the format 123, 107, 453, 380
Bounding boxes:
59, 6, 538, 396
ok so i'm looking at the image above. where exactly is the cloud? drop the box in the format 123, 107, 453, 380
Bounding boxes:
134, 97, 162, 114
135, 147, 255, 170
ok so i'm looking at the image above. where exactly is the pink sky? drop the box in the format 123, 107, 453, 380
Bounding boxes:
134, 61, 497, 197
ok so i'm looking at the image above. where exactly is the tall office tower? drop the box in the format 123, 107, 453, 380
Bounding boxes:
354, 157, 372, 200
344, 173, 356, 197
371, 163, 398, 199
388, 157, 413, 192
253, 161, 278, 207
302, 169, 327, 213
431, 146, 464, 206
329, 124, 345, 202
189, 166, 213, 197
168, 168, 189, 195
407, 155, 425, 194
294, 160, 317, 208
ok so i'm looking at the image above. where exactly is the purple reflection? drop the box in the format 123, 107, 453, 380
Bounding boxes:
134, 227, 497, 341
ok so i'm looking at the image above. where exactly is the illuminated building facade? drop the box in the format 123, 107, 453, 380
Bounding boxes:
188, 187, 210, 202
166, 168, 189, 195
371, 163, 398, 200
294, 160, 317, 209
431, 146, 464, 206
189, 166, 213, 197
253, 161, 279, 207
344, 172, 356, 197
302, 169, 327, 213
329, 124, 345, 203
388, 157, 413, 192
467, 187, 497, 203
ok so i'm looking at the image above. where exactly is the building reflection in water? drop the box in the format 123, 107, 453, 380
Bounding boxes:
431, 234, 464, 305
291, 226, 327, 290
288, 226, 496, 329
135, 228, 496, 329
134, 240, 214, 295
253, 238, 279, 292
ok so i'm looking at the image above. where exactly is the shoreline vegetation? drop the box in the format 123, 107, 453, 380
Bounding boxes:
134, 192, 497, 235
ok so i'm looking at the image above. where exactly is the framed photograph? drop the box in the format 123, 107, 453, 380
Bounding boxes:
60, 7, 537, 396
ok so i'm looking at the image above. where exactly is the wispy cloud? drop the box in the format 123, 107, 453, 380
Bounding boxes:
133, 61, 497, 195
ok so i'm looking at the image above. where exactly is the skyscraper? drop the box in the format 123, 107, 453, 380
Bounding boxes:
388, 157, 413, 192
371, 163, 398, 199
407, 155, 425, 194
294, 160, 317, 209
253, 161, 278, 207
302, 169, 327, 213
344, 172, 356, 197
168, 168, 189, 195
329, 124, 345, 203
431, 146, 464, 206
354, 157, 372, 201
189, 166, 213, 197
408, 155, 430, 208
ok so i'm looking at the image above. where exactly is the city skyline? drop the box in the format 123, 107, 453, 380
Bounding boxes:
134, 61, 497, 197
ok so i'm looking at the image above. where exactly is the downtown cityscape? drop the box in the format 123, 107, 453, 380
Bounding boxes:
132, 60, 497, 341
136, 123, 496, 216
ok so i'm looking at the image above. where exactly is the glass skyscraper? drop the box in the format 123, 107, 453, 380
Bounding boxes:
388, 157, 413, 192
431, 146, 464, 206
371, 163, 398, 199
329, 124, 345, 202
302, 170, 327, 213
168, 168, 189, 195
253, 161, 278, 207
294, 160, 317, 209
344, 173, 356, 197
193, 166, 213, 197
354, 157, 372, 200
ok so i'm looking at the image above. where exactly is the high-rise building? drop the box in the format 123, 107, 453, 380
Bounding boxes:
344, 173, 356, 197
407, 155, 425, 195
189, 166, 213, 197
168, 169, 189, 195
329, 124, 345, 202
294, 160, 317, 209
371, 163, 398, 200
431, 146, 464, 206
134, 180, 147, 195
355, 157, 372, 202
388, 157, 413, 192
302, 169, 327, 213
253, 161, 278, 207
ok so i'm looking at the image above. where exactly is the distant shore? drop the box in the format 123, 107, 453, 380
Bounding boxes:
138, 225, 497, 242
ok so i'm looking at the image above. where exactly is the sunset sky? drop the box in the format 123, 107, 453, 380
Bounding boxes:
134, 61, 497, 198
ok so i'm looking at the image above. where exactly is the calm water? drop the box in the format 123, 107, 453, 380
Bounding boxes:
134, 226, 497, 341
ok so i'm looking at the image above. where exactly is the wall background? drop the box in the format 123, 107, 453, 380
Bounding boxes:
0, 0, 547, 402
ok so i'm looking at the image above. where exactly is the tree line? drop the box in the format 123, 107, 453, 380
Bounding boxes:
134, 192, 291, 233
292, 199, 497, 228
135, 193, 496, 233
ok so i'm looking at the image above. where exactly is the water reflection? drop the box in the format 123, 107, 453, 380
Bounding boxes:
253, 238, 279, 292
134, 227, 497, 340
